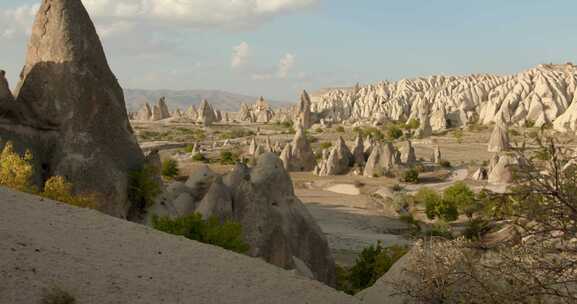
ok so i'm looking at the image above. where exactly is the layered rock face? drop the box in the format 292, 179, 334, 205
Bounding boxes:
311, 64, 577, 132
0, 0, 144, 217
148, 154, 337, 286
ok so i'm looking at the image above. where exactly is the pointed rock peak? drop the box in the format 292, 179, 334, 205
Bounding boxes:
300, 90, 311, 102
251, 152, 293, 195
354, 135, 363, 145
0, 70, 13, 103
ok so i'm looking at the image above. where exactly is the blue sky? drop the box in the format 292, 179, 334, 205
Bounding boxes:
2, 0, 577, 101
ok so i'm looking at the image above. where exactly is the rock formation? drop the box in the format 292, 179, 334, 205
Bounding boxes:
317, 137, 353, 176
352, 135, 365, 166
0, 0, 144, 217
488, 154, 518, 184
472, 167, 488, 180
147, 154, 337, 286
433, 145, 441, 164
364, 142, 396, 177
488, 123, 511, 153
310, 63, 577, 132
399, 140, 417, 165
134, 97, 171, 121
135, 102, 152, 121
281, 127, 316, 172
297, 90, 312, 129
0, 70, 14, 103
197, 99, 217, 126
280, 143, 293, 171
238, 97, 275, 124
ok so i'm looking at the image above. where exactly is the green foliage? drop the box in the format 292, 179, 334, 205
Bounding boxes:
337, 242, 408, 295
152, 213, 249, 254
41, 287, 75, 304
386, 125, 403, 140
192, 153, 208, 162
452, 129, 464, 144
42, 176, 98, 209
219, 128, 255, 140
405, 118, 420, 130
219, 150, 240, 165
314, 127, 324, 133
439, 160, 452, 168
416, 187, 459, 222
428, 221, 453, 239
129, 165, 161, 209
443, 182, 478, 217
161, 159, 179, 178
0, 141, 34, 192
352, 127, 385, 141
183, 145, 195, 153
401, 168, 419, 183
463, 218, 490, 240
319, 142, 333, 150
335, 126, 345, 133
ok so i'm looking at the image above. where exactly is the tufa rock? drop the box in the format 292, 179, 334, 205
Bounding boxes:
488, 123, 511, 153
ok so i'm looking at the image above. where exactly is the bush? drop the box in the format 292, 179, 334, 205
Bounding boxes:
0, 142, 34, 192
463, 217, 490, 240
152, 213, 249, 254
319, 142, 333, 150
336, 126, 345, 133
443, 182, 476, 217
452, 129, 464, 144
405, 118, 420, 130
416, 187, 459, 222
337, 242, 408, 294
192, 153, 208, 162
161, 159, 179, 178
219, 128, 255, 140
219, 150, 239, 165
386, 125, 403, 140
391, 183, 404, 192
129, 165, 161, 209
401, 168, 419, 183
41, 287, 75, 304
439, 160, 451, 168
41, 176, 97, 209
428, 221, 453, 239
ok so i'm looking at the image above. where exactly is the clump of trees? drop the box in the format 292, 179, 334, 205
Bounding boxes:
161, 158, 179, 178
392, 136, 577, 303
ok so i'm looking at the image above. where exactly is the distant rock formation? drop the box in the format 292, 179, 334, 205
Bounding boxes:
297, 90, 312, 129
134, 97, 171, 121
488, 154, 518, 184
315, 137, 353, 176
399, 140, 417, 165
238, 97, 275, 123
148, 154, 337, 286
433, 145, 441, 164
364, 142, 396, 177
352, 135, 366, 166
197, 99, 217, 126
311, 64, 577, 132
282, 127, 316, 172
488, 123, 511, 153
0, 0, 144, 217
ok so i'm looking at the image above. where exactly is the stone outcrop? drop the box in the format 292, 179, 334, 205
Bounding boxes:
317, 137, 353, 176
488, 154, 518, 184
147, 154, 337, 286
297, 90, 312, 129
311, 63, 577, 132
238, 97, 275, 123
399, 140, 417, 165
134, 97, 171, 121
0, 70, 14, 103
281, 127, 316, 172
433, 145, 441, 164
488, 123, 511, 153
472, 167, 488, 180
352, 135, 365, 166
364, 142, 396, 177
0, 0, 144, 217
197, 99, 217, 126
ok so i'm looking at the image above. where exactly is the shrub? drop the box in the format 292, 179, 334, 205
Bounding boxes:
405, 118, 420, 130
192, 153, 208, 162
386, 125, 403, 140
219, 150, 239, 165
129, 165, 161, 209
401, 168, 419, 183
152, 213, 249, 254
183, 144, 195, 153
219, 128, 255, 140
0, 142, 34, 192
41, 287, 75, 304
439, 160, 451, 168
463, 217, 490, 240
428, 221, 453, 239
319, 142, 333, 150
314, 127, 323, 133
336, 126, 345, 133
41, 176, 97, 209
345, 242, 408, 294
161, 159, 179, 178
391, 183, 404, 192
416, 187, 459, 222
443, 182, 476, 217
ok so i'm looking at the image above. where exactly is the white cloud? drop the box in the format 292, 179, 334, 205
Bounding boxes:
0, 4, 39, 40
231, 42, 250, 68
252, 53, 296, 80
277, 53, 295, 78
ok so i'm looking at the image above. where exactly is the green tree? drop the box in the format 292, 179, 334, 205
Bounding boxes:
161, 159, 179, 178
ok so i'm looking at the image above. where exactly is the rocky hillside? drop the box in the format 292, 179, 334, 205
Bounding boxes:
0, 186, 358, 304
125, 89, 288, 112
311, 63, 577, 133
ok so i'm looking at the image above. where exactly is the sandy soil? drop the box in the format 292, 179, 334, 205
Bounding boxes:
0, 187, 358, 304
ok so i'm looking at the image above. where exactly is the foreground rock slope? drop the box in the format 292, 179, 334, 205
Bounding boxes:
0, 187, 358, 304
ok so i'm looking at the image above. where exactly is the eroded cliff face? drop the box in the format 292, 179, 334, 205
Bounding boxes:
312, 64, 577, 132
0, 0, 144, 217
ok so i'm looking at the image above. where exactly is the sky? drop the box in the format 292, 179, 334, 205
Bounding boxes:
1, 0, 577, 102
